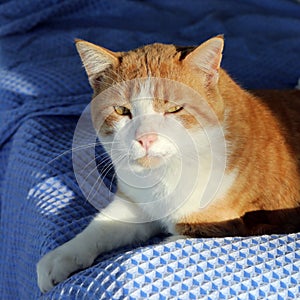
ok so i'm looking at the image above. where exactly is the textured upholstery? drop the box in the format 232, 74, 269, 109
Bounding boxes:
0, 1, 300, 299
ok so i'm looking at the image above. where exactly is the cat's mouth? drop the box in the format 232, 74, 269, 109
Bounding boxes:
135, 155, 163, 169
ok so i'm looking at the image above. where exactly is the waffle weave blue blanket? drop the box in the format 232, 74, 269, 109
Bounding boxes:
0, 0, 300, 299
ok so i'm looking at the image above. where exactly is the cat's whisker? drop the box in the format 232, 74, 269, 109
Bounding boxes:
83, 152, 125, 183
105, 157, 127, 197
85, 162, 114, 202
85, 174, 106, 204
85, 154, 127, 202
89, 174, 111, 205
88, 156, 123, 204
101, 154, 126, 175
109, 171, 117, 193
73, 144, 125, 174
109, 148, 129, 155
80, 154, 112, 174
98, 141, 121, 144
47, 141, 109, 165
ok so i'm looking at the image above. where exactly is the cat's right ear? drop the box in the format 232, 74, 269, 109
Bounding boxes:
75, 39, 120, 87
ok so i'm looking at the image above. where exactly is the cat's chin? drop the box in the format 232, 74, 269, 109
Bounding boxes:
135, 155, 164, 169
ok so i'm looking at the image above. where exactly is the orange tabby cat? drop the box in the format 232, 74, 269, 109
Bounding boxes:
37, 36, 300, 292
79, 35, 300, 235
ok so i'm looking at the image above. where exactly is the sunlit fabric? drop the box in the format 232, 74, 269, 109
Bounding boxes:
1, 0, 300, 299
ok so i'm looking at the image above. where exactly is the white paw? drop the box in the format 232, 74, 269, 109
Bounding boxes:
37, 242, 95, 293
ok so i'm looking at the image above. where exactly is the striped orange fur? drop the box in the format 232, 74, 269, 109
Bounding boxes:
76, 37, 300, 236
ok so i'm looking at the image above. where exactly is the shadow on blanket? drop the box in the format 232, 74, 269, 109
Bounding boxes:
177, 207, 300, 238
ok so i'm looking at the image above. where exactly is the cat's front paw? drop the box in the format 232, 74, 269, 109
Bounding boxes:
37, 242, 95, 293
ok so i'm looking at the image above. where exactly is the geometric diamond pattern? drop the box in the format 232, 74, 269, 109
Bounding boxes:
43, 234, 300, 300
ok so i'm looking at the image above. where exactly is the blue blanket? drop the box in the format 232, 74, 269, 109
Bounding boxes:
1, 0, 300, 299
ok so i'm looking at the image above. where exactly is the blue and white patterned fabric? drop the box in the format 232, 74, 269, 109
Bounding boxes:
0, 1, 300, 299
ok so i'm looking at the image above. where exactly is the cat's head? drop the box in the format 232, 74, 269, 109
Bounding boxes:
75, 36, 225, 174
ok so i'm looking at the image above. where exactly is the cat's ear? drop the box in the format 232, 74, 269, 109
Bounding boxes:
183, 35, 224, 86
75, 39, 120, 86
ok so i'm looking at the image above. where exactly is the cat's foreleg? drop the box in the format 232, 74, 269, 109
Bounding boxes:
37, 197, 161, 293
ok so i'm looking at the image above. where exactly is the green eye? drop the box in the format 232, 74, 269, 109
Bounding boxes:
166, 105, 183, 113
114, 106, 131, 116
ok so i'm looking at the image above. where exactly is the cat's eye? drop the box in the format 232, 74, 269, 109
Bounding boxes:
166, 105, 183, 113
114, 106, 131, 116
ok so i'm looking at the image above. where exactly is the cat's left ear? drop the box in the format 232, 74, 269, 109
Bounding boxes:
183, 35, 224, 86
75, 39, 120, 87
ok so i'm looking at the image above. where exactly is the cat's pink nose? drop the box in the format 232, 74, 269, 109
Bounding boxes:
137, 133, 158, 151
